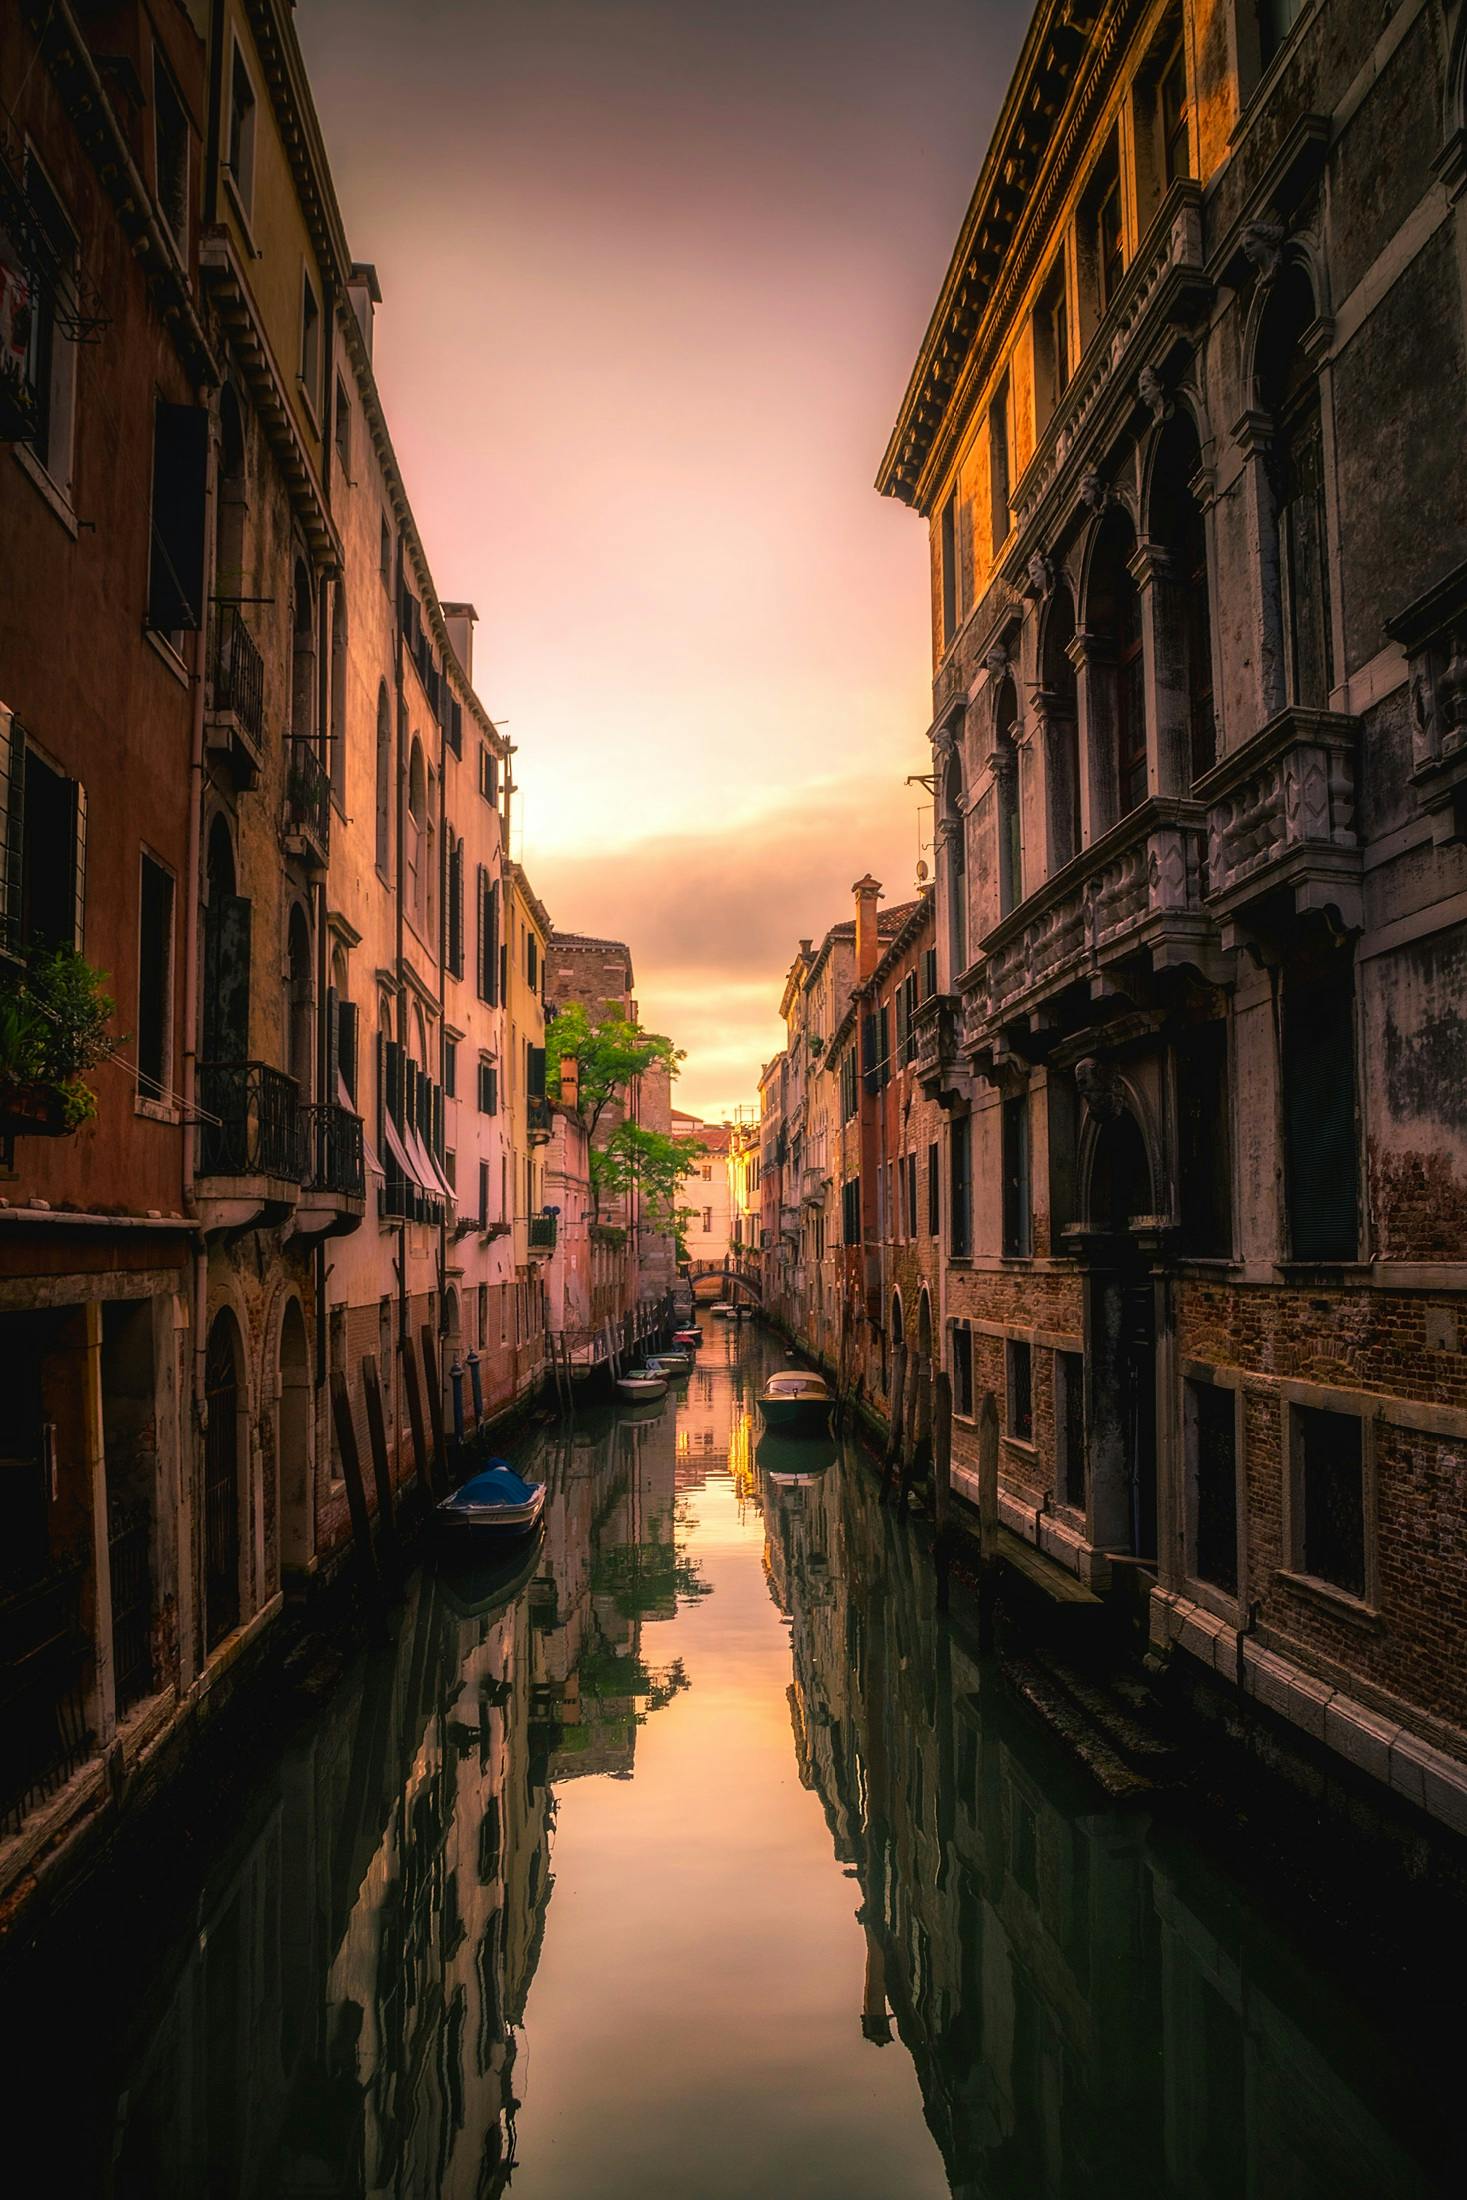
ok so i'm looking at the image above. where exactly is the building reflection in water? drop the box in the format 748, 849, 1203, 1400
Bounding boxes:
760, 1445, 1451, 2200
85, 1403, 709, 2199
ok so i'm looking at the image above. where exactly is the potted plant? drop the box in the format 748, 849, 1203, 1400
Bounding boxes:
0, 947, 118, 1143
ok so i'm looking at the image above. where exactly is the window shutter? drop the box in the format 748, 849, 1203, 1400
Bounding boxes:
147, 401, 209, 631
527, 1045, 546, 1100
478, 1158, 489, 1226
338, 998, 358, 1102
879, 1004, 891, 1090
861, 1011, 877, 1096
324, 983, 339, 1094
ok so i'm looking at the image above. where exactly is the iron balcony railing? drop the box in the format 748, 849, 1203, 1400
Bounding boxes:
285, 736, 331, 864
198, 1060, 301, 1181
211, 602, 265, 747
0, 1559, 92, 1837
527, 1213, 557, 1250
300, 1100, 365, 1200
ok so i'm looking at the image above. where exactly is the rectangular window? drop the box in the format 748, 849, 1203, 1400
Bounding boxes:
476, 870, 499, 1005
479, 745, 499, 806
905, 1152, 919, 1240
1283, 952, 1357, 1260
136, 854, 174, 1103
1095, 156, 1124, 314
380, 514, 392, 584
1033, 254, 1069, 434
445, 836, 465, 979
527, 932, 539, 991
226, 39, 257, 215
949, 1116, 971, 1258
1007, 1339, 1033, 1443
927, 1139, 940, 1237
147, 399, 209, 635
1002, 1093, 1032, 1257
950, 1323, 974, 1419
922, 944, 938, 1000
299, 269, 321, 418
443, 1037, 457, 1099
1259, 0, 1305, 69
21, 156, 79, 491
940, 490, 959, 648
1159, 42, 1190, 184
988, 374, 1012, 553
1176, 1020, 1231, 1255
839, 1048, 858, 1124
444, 1147, 456, 1192
152, 49, 189, 255
2, 729, 86, 954
1057, 1351, 1085, 1508
334, 374, 351, 471
478, 1061, 498, 1116
841, 1176, 861, 1248
336, 997, 358, 1102
1295, 1405, 1366, 1599
1187, 1380, 1238, 1594
478, 1158, 490, 1228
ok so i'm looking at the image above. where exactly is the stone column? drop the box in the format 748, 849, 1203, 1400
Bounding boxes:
1232, 407, 1285, 725
1130, 537, 1191, 798
1068, 627, 1116, 846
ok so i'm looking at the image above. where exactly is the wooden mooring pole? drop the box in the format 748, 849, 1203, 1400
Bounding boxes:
931, 1368, 952, 1611
977, 1389, 1000, 1650
882, 1342, 907, 1502
329, 1370, 385, 1630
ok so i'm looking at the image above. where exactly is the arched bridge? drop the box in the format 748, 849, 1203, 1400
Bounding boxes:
686, 1260, 763, 1305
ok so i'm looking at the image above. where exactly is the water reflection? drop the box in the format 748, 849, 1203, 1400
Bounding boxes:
12, 1328, 1457, 2197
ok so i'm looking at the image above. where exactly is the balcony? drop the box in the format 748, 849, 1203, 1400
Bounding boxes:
527, 1213, 558, 1254
196, 1060, 300, 1232
780, 1203, 801, 1241
973, 799, 1212, 1041
913, 991, 963, 1104
206, 603, 266, 783
1199, 709, 1361, 952
292, 1101, 366, 1239
800, 1165, 829, 1208
284, 736, 331, 872
527, 1094, 553, 1146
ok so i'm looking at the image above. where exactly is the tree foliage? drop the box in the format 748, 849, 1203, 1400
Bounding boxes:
545, 1002, 704, 1224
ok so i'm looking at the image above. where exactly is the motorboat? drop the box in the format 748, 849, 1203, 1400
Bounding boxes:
672, 1327, 702, 1348
709, 1302, 735, 1319
435, 1460, 546, 1542
616, 1370, 668, 1404
645, 1349, 691, 1374
757, 1368, 834, 1437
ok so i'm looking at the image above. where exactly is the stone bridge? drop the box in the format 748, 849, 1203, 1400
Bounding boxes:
685, 1260, 763, 1304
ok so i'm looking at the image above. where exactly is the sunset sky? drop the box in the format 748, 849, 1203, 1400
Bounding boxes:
299, 0, 1030, 1120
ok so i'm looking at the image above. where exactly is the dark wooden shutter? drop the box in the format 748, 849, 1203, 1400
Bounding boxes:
861, 1012, 878, 1096
204, 893, 251, 1061
338, 998, 359, 1102
147, 400, 209, 630
527, 1045, 546, 1100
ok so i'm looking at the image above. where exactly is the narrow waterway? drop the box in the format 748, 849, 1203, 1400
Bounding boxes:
8, 1326, 1458, 2197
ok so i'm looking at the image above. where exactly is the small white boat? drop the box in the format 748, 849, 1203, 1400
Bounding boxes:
758, 1369, 834, 1437
672, 1328, 702, 1348
435, 1462, 546, 1541
709, 1302, 735, 1319
616, 1371, 668, 1404
646, 1349, 691, 1374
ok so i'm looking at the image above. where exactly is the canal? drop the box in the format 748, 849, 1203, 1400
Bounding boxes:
6, 1324, 1459, 2197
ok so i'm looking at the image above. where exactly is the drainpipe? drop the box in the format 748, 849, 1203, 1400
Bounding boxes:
314, 278, 337, 1436
394, 533, 410, 1385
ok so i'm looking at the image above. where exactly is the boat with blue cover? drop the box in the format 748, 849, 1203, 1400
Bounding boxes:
435, 1460, 546, 1541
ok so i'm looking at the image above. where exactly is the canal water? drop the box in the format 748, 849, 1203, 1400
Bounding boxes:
8, 1325, 1459, 2197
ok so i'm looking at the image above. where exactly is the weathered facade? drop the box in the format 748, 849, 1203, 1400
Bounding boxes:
871, 0, 1467, 1831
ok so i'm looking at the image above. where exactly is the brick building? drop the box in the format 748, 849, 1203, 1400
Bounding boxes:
872, 0, 1467, 1830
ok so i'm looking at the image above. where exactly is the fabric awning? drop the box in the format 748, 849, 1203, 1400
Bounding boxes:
383, 1106, 427, 1191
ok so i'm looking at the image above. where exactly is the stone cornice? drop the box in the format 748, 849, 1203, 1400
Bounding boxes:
244, 0, 352, 290
876, 0, 1144, 513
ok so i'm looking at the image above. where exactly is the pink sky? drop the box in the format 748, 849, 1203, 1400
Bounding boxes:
299, 0, 1029, 1119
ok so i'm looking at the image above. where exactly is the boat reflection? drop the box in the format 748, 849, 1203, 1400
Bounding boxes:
756, 1427, 839, 1485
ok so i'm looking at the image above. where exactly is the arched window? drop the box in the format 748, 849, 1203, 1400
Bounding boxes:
994, 675, 1022, 918
943, 742, 967, 979
1086, 508, 1148, 822
329, 582, 347, 812
1257, 266, 1332, 710
375, 681, 392, 876
1148, 412, 1216, 784
1041, 583, 1081, 866
290, 559, 315, 744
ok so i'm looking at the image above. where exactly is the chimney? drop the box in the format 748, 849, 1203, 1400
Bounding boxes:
852, 874, 883, 984
348, 261, 381, 359
442, 601, 477, 685
560, 1054, 579, 1111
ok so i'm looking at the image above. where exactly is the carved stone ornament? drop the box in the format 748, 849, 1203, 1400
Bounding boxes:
931, 720, 957, 771
1137, 364, 1171, 423
1074, 1055, 1125, 1121
1241, 219, 1285, 280
984, 644, 1010, 684
1079, 466, 1108, 514
1025, 550, 1054, 600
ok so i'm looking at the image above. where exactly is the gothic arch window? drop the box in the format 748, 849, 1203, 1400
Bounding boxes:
375, 680, 392, 877
1085, 507, 1148, 823
329, 581, 347, 812
943, 740, 967, 979
1256, 265, 1333, 711
993, 674, 1022, 918
406, 737, 427, 931
1147, 410, 1216, 784
1041, 582, 1081, 866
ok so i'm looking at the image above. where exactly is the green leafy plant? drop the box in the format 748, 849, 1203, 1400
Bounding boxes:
545, 1003, 705, 1223
0, 947, 118, 1128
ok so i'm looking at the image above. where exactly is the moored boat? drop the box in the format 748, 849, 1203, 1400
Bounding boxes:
645, 1349, 691, 1374
709, 1301, 735, 1319
757, 1368, 834, 1437
672, 1327, 702, 1348
616, 1370, 669, 1404
435, 1461, 546, 1542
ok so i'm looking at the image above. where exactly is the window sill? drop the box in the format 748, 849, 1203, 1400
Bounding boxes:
1274, 1259, 1369, 1282
1275, 1569, 1380, 1629
144, 627, 192, 686
948, 1254, 972, 1269
134, 1095, 180, 1125
13, 442, 79, 538
1003, 1433, 1037, 1456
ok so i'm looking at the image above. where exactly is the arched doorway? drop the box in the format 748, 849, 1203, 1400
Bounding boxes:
203, 1310, 244, 1649
1083, 1106, 1157, 1561
278, 1299, 312, 1579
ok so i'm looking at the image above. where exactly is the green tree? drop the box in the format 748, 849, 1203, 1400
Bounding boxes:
546, 1003, 704, 1224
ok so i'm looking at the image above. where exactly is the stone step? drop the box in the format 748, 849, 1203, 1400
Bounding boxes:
1029, 1645, 1183, 1772
1003, 1655, 1154, 1801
